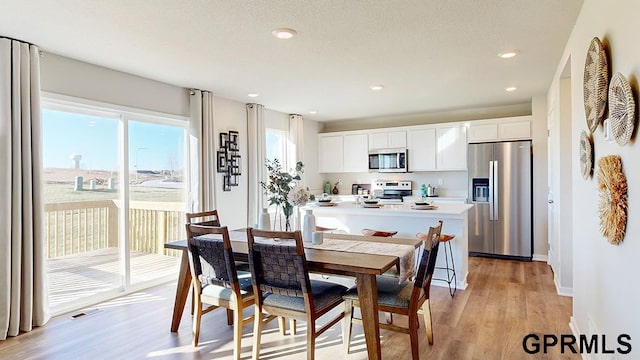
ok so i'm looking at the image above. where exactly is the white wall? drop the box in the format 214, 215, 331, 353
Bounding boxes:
549, 0, 639, 346
40, 53, 189, 117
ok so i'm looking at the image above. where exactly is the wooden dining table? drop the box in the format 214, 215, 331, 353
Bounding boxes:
164, 230, 421, 360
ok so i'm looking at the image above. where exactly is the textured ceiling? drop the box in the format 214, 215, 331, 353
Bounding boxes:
0, 0, 583, 121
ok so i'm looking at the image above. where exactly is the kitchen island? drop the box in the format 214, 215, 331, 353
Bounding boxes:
301, 202, 474, 290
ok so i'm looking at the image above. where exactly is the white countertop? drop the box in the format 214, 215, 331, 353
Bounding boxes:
302, 202, 473, 219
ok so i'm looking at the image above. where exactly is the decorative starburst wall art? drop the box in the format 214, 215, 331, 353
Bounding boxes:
597, 155, 627, 245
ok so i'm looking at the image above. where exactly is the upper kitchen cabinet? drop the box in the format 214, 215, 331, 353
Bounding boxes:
318, 132, 368, 173
436, 125, 467, 170
407, 127, 436, 171
368, 130, 406, 150
407, 124, 467, 171
468, 116, 532, 143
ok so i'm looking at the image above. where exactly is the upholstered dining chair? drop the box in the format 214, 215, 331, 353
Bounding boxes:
186, 224, 277, 359
342, 220, 443, 360
246, 228, 348, 360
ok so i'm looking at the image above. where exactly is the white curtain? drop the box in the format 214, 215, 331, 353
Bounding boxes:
189, 90, 216, 212
0, 38, 50, 340
288, 114, 304, 181
246, 103, 266, 226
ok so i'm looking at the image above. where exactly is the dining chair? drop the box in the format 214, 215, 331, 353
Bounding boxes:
186, 224, 277, 359
342, 220, 443, 360
186, 210, 221, 227
246, 228, 348, 360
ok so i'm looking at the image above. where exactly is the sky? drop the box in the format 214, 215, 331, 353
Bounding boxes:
42, 109, 185, 171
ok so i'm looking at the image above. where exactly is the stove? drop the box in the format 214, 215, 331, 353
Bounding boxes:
373, 180, 412, 203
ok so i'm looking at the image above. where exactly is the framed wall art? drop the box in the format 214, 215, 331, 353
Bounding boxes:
217, 130, 241, 191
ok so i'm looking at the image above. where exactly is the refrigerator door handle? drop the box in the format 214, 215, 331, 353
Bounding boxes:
494, 160, 499, 221
488, 160, 494, 220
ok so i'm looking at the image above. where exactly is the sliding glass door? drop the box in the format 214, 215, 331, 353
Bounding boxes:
42, 98, 188, 314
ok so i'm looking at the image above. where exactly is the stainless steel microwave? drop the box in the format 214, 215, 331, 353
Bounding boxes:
368, 149, 408, 173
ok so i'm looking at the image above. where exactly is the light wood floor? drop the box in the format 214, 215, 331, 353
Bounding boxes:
1, 257, 578, 359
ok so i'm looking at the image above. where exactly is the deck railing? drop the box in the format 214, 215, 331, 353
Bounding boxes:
45, 200, 185, 258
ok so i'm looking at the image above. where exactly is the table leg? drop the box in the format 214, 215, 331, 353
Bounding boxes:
355, 273, 381, 360
170, 249, 192, 332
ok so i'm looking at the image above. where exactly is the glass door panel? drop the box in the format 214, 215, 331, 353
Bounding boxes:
42, 109, 121, 314
127, 120, 185, 285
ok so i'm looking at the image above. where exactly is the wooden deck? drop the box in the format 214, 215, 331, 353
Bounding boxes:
47, 248, 179, 313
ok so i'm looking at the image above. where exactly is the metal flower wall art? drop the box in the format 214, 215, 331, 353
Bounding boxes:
597, 155, 628, 245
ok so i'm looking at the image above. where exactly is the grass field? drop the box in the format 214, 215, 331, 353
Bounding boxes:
44, 183, 184, 203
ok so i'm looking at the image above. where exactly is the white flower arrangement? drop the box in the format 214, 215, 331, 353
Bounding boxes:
288, 185, 310, 207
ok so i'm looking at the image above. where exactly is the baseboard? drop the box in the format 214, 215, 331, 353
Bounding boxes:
532, 253, 548, 262
554, 277, 573, 297
569, 317, 591, 360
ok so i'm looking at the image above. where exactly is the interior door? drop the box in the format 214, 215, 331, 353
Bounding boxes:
467, 142, 494, 254
493, 141, 532, 257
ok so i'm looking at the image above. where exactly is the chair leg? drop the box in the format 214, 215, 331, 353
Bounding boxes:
422, 299, 434, 345
232, 307, 243, 360
192, 299, 202, 346
227, 308, 234, 326
278, 316, 286, 335
408, 314, 420, 360
306, 319, 316, 360
290, 319, 297, 335
385, 312, 394, 324
342, 300, 354, 354
252, 309, 264, 360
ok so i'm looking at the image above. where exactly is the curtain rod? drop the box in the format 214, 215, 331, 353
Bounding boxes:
0, 35, 35, 46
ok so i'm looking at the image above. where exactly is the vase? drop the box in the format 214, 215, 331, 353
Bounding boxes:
332, 185, 339, 194
302, 209, 315, 243
258, 208, 271, 230
284, 215, 292, 231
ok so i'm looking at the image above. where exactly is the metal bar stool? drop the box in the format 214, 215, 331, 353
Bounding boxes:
433, 234, 456, 297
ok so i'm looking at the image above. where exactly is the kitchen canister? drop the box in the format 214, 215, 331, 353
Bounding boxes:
302, 209, 315, 243
312, 231, 323, 245
258, 208, 271, 230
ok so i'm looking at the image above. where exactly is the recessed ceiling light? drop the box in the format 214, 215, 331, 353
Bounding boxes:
505, 86, 518, 92
308, 110, 318, 114
369, 85, 384, 91
498, 50, 519, 59
247, 93, 260, 98
272, 28, 297, 39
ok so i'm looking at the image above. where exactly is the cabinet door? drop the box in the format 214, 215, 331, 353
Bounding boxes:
388, 131, 407, 148
436, 125, 467, 170
498, 120, 531, 139
369, 132, 388, 150
407, 128, 436, 171
318, 135, 344, 173
343, 133, 369, 172
468, 123, 498, 143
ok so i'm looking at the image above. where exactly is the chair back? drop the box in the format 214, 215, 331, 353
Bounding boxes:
414, 220, 442, 290
246, 228, 312, 299
186, 210, 221, 227
186, 224, 239, 289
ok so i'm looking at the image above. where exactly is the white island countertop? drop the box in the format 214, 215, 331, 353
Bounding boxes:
302, 202, 473, 219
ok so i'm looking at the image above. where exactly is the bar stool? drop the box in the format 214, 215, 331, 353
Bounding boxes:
434, 234, 456, 297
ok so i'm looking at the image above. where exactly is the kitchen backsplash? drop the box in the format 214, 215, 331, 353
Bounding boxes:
313, 171, 468, 198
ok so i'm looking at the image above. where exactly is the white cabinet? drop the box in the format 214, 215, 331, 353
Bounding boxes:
407, 128, 436, 171
318, 132, 368, 173
318, 135, 343, 173
343, 133, 369, 172
368, 130, 406, 150
468, 116, 532, 143
436, 125, 467, 170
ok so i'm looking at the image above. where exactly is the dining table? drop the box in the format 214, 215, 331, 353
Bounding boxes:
164, 229, 421, 360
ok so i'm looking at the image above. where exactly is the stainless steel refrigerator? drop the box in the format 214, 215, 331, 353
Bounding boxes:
468, 140, 532, 260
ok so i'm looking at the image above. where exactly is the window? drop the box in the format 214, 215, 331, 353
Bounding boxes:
42, 95, 189, 315
266, 128, 287, 164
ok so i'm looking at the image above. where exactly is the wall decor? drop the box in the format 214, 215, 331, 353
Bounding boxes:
579, 130, 593, 179
583, 37, 609, 133
608, 72, 636, 146
597, 155, 627, 245
216, 130, 241, 191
